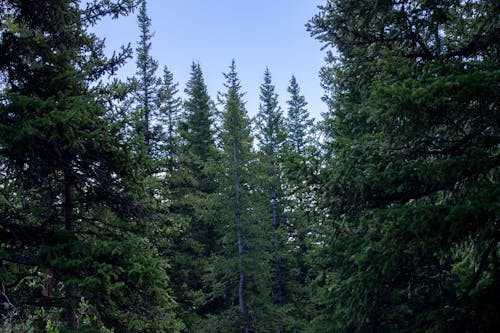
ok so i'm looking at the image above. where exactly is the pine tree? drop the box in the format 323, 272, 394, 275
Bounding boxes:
127, 2, 182, 306
167, 61, 220, 331
254, 68, 287, 331
285, 75, 314, 157
158, 65, 182, 173
282, 75, 319, 330
181, 62, 216, 167
308, 0, 499, 331
220, 60, 251, 332
0, 1, 182, 331
210, 60, 277, 332
132, 0, 161, 159
129, 0, 183, 276
255, 68, 286, 156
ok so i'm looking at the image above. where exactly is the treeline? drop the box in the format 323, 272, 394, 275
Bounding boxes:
0, 0, 498, 333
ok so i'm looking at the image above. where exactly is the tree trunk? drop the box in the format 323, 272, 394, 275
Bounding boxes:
272, 185, 284, 333
64, 172, 78, 332
233, 129, 249, 333
143, 86, 151, 153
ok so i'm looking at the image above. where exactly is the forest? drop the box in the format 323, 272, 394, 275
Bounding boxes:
0, 0, 498, 332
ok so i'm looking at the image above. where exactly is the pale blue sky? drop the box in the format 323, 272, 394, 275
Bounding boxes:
91, 0, 327, 120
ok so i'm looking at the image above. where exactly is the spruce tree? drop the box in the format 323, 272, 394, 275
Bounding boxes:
0, 1, 182, 331
158, 65, 182, 173
167, 61, 220, 331
308, 0, 499, 331
132, 0, 161, 159
128, 0, 184, 274
181, 62, 216, 167
282, 74, 318, 330
210, 60, 277, 332
254, 68, 287, 331
285, 75, 314, 157
220, 60, 251, 333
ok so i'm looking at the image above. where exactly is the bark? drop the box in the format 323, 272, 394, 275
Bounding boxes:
272, 185, 284, 333
232, 124, 250, 333
143, 80, 151, 152
64, 172, 78, 332
271, 186, 283, 306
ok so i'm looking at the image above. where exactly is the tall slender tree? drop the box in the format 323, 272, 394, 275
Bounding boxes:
181, 62, 216, 171
158, 65, 182, 173
167, 61, 220, 331
254, 68, 287, 331
206, 60, 279, 332
133, 0, 161, 158
220, 60, 251, 333
281, 74, 319, 330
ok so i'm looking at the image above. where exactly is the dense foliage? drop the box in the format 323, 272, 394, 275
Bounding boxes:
0, 0, 182, 331
308, 0, 499, 332
0, 0, 497, 332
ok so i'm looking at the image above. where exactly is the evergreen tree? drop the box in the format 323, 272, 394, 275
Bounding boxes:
282, 75, 319, 331
181, 62, 216, 167
254, 68, 287, 331
158, 65, 182, 173
0, 1, 182, 331
285, 75, 314, 157
220, 60, 252, 333
167, 61, 220, 331
308, 0, 499, 331
211, 60, 276, 332
255, 68, 286, 156
132, 0, 161, 159
128, 0, 181, 295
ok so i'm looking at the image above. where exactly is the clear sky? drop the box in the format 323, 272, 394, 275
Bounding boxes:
90, 0, 327, 120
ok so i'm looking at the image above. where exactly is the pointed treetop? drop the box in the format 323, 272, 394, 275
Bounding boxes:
182, 61, 214, 162
286, 75, 313, 154
223, 59, 243, 91
158, 65, 181, 121
256, 67, 285, 155
219, 60, 252, 155
218, 59, 246, 108
184, 61, 210, 111
135, 0, 158, 79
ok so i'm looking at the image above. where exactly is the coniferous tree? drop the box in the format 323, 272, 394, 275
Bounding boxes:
132, 0, 161, 159
180, 62, 217, 176
129, 0, 180, 283
0, 1, 182, 331
220, 60, 251, 333
210, 60, 276, 332
308, 0, 499, 331
158, 65, 182, 173
254, 68, 287, 331
282, 74, 319, 330
167, 61, 220, 331
285, 75, 315, 157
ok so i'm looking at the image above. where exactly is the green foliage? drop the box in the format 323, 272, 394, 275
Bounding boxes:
255, 68, 286, 156
5, 0, 497, 331
38, 237, 181, 332
0, 0, 181, 331
280, 75, 320, 331
308, 0, 499, 331
211, 60, 278, 332
132, 0, 161, 157
254, 68, 294, 331
158, 66, 183, 171
181, 62, 216, 164
285, 75, 315, 157
165, 61, 220, 331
